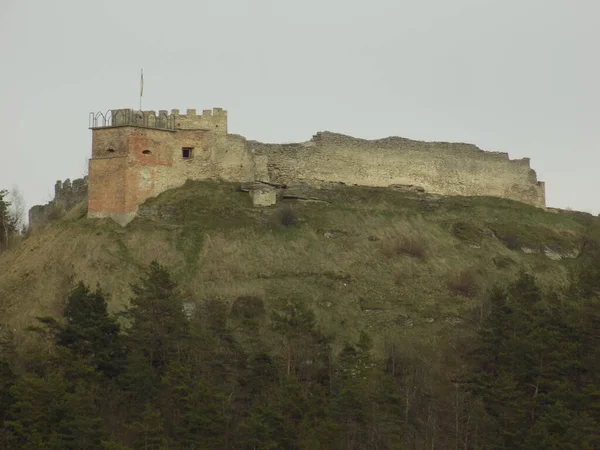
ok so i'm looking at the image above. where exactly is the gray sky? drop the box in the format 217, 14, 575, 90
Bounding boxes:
1, 0, 598, 215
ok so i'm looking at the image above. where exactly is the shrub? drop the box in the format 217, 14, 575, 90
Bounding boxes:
382, 236, 427, 259
492, 256, 515, 269
447, 270, 479, 298
503, 233, 519, 250
273, 206, 297, 227
452, 222, 482, 243
230, 296, 266, 319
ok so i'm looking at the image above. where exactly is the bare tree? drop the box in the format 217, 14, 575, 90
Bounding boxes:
0, 189, 13, 251
82, 156, 89, 178
9, 186, 25, 232
0, 186, 26, 252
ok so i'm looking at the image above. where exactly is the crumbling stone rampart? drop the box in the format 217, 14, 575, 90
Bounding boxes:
29, 177, 88, 228
85, 107, 546, 225
248, 131, 545, 208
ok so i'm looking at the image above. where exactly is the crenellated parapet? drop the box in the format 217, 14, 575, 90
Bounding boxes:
89, 107, 227, 134
168, 108, 227, 133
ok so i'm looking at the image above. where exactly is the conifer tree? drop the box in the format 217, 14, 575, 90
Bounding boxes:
57, 282, 125, 378
122, 261, 190, 374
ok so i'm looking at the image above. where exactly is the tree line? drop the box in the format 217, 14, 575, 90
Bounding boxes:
1, 243, 600, 448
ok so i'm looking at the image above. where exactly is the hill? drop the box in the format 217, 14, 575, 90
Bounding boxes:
0, 180, 591, 344
2, 180, 600, 449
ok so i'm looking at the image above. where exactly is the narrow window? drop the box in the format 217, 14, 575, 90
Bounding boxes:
142, 150, 151, 155
182, 147, 193, 159
107, 148, 115, 153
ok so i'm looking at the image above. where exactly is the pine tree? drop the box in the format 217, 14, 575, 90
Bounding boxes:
271, 300, 330, 382
57, 282, 125, 378
162, 362, 226, 449
331, 331, 374, 448
121, 261, 190, 374
6, 371, 105, 450
126, 403, 170, 450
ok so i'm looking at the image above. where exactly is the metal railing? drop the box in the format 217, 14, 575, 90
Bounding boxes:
88, 109, 175, 130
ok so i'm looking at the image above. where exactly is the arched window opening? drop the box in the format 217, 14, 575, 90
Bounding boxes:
107, 148, 115, 153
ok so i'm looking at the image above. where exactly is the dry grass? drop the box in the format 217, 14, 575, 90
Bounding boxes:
0, 180, 590, 355
446, 270, 479, 298
382, 236, 427, 259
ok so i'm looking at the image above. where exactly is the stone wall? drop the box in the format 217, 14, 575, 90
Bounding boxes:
87, 107, 546, 225
248, 132, 545, 207
29, 177, 88, 228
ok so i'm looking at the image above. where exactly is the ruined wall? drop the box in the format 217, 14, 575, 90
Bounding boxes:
87, 106, 546, 226
249, 132, 545, 207
29, 177, 88, 228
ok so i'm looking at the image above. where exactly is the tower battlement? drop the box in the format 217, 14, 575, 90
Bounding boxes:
89, 107, 227, 134
169, 107, 227, 133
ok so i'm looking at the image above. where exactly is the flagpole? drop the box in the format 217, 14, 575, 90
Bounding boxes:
139, 69, 144, 111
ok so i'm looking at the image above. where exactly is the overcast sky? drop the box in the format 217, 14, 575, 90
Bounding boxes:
1, 0, 598, 216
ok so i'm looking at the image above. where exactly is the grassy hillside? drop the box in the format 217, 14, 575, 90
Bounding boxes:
0, 180, 595, 356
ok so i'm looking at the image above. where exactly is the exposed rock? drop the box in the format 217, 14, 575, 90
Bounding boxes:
520, 245, 581, 260
183, 302, 196, 319
323, 229, 348, 239
239, 182, 279, 206
521, 247, 538, 254
137, 205, 158, 217
251, 185, 277, 207
359, 297, 384, 314
281, 184, 330, 203
387, 184, 425, 194
137, 204, 176, 220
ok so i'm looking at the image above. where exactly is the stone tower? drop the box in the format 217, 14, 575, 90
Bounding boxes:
87, 108, 229, 225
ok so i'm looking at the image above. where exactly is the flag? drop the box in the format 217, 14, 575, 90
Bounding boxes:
140, 69, 144, 97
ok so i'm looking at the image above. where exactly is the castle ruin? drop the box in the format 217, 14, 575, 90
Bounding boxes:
29, 177, 88, 229
87, 107, 546, 225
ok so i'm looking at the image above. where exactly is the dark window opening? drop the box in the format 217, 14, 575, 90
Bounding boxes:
107, 148, 115, 153
142, 150, 151, 155
182, 147, 193, 159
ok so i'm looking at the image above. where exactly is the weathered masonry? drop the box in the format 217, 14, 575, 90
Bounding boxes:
87, 107, 546, 225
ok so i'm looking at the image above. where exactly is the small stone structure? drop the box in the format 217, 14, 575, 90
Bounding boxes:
85, 107, 546, 226
29, 177, 88, 229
